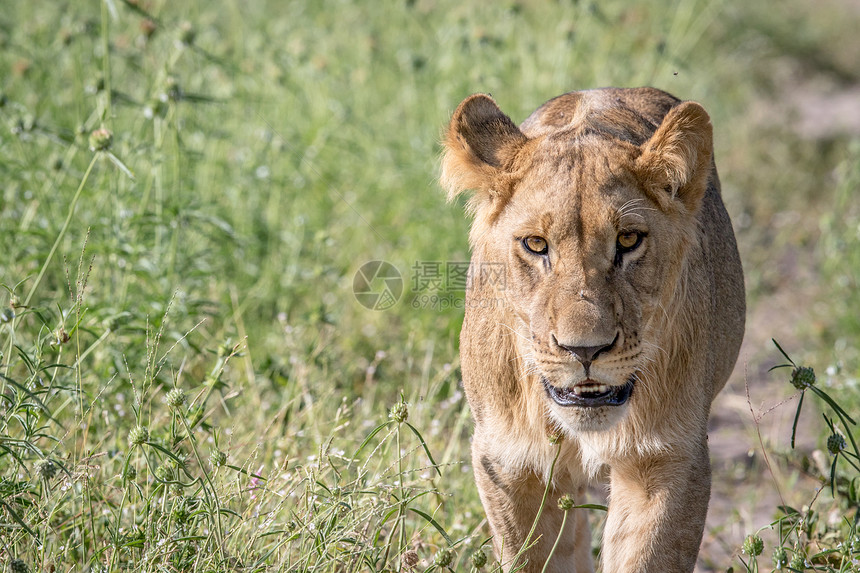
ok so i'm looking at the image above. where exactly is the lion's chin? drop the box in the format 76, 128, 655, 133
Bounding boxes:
542, 376, 635, 408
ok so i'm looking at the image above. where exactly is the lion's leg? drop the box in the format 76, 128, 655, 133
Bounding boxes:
600, 442, 711, 573
473, 450, 594, 573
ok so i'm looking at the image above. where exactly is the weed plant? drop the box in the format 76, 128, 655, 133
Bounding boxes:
736, 342, 859, 572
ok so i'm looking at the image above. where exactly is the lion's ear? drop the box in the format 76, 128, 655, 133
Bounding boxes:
635, 101, 713, 213
441, 94, 527, 206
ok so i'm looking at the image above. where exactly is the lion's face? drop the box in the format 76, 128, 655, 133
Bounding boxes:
495, 137, 676, 432
442, 93, 714, 434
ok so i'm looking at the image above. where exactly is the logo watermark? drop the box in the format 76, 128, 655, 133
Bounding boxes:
353, 260, 506, 311
411, 293, 505, 311
352, 261, 403, 310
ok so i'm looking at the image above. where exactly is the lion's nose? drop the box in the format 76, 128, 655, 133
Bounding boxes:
552, 333, 618, 371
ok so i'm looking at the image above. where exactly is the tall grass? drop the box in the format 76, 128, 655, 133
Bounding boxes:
1, 0, 858, 571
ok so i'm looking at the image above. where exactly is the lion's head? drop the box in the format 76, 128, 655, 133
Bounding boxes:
441, 90, 715, 435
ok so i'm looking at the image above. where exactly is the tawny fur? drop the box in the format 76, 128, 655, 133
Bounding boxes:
440, 87, 745, 572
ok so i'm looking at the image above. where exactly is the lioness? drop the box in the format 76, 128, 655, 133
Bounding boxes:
440, 88, 745, 572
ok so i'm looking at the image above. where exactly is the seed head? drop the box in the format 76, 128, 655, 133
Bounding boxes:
401, 549, 419, 569
88, 128, 113, 151
1, 307, 14, 323
790, 366, 815, 390
827, 432, 846, 455
548, 431, 563, 445
172, 497, 192, 525
389, 401, 408, 424
51, 328, 70, 346
10, 559, 29, 573
155, 464, 172, 482
558, 494, 575, 511
210, 449, 227, 468
123, 465, 137, 482
433, 548, 454, 568
772, 547, 788, 569
218, 340, 235, 357
470, 548, 487, 569
742, 534, 764, 557
788, 556, 806, 570
128, 425, 149, 446
34, 458, 57, 481
166, 387, 187, 410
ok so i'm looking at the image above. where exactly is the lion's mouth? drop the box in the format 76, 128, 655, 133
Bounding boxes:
542, 377, 634, 408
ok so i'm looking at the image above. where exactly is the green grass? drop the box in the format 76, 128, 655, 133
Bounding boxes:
1, 0, 859, 571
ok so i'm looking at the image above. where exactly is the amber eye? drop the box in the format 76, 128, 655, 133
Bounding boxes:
617, 231, 643, 252
522, 236, 549, 255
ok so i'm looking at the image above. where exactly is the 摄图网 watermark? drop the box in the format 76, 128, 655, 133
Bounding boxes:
352, 260, 506, 311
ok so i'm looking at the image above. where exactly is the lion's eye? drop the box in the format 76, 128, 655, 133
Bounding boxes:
522, 236, 548, 255
616, 231, 643, 252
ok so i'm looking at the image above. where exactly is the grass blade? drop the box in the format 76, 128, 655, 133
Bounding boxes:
570, 503, 608, 512
791, 390, 805, 449
408, 507, 453, 545
771, 339, 796, 366
354, 421, 393, 458
0, 499, 40, 541
405, 421, 441, 477
811, 386, 856, 425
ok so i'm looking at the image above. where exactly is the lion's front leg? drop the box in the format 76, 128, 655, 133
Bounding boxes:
473, 446, 594, 573
600, 442, 711, 572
